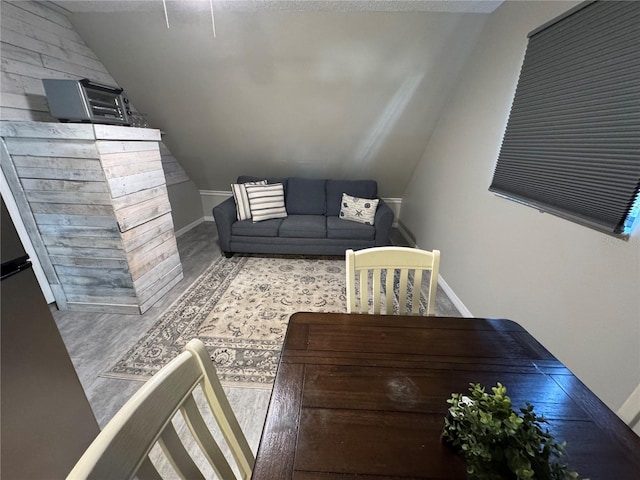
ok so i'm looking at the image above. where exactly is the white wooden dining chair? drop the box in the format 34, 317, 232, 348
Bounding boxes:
66, 339, 254, 480
346, 246, 440, 316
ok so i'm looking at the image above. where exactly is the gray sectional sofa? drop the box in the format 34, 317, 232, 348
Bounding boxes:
213, 176, 394, 256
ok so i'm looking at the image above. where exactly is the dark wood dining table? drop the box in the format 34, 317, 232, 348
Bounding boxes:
251, 312, 640, 479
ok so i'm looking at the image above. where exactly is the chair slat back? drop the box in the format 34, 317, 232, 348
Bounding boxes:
67, 339, 254, 480
346, 247, 440, 316
159, 422, 207, 479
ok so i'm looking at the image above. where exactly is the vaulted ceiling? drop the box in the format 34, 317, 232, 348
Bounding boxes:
53, 1, 501, 196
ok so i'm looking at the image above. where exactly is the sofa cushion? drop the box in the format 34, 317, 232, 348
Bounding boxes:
285, 178, 326, 215
232, 218, 283, 237
327, 216, 375, 240
326, 180, 378, 216
246, 183, 288, 222
279, 215, 327, 238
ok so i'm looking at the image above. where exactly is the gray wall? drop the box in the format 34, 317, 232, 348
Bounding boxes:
401, 0, 640, 413
167, 180, 203, 232
68, 9, 489, 197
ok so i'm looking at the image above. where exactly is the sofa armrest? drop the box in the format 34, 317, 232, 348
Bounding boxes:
374, 199, 394, 246
212, 197, 236, 253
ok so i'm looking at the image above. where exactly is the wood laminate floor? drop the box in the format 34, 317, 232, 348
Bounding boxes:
54, 221, 461, 455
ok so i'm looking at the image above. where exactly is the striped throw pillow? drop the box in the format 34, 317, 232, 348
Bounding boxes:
246, 183, 288, 222
231, 180, 267, 221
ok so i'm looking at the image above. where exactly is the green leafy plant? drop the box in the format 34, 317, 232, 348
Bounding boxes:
442, 383, 583, 480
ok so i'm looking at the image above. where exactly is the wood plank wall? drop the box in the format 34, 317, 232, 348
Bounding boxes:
0, 1, 114, 121
1, 121, 183, 314
0, 1, 191, 187
95, 125, 183, 313
160, 141, 190, 186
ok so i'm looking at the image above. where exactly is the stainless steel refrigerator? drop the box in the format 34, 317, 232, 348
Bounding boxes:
1, 197, 99, 478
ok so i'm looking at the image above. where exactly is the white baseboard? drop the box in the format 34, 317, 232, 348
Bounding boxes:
395, 221, 414, 245
200, 189, 231, 198
403, 232, 472, 318
438, 274, 474, 318
175, 217, 205, 237
617, 383, 640, 430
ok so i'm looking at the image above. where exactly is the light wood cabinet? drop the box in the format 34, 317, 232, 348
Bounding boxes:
0, 121, 183, 314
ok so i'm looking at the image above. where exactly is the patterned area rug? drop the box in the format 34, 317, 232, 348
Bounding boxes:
104, 255, 347, 388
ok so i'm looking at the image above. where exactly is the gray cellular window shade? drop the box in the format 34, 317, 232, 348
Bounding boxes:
489, 0, 640, 236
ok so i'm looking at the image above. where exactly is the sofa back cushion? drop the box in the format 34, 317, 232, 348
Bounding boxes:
286, 178, 326, 215
237, 176, 288, 192
326, 180, 378, 216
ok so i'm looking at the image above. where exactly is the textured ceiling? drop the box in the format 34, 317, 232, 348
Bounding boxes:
52, 0, 503, 14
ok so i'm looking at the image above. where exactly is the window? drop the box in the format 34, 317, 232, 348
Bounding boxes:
489, 0, 640, 237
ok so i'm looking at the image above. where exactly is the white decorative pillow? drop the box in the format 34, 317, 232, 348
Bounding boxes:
340, 193, 379, 225
231, 180, 267, 221
246, 183, 288, 222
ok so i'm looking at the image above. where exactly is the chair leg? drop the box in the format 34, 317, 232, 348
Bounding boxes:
223, 251, 233, 258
